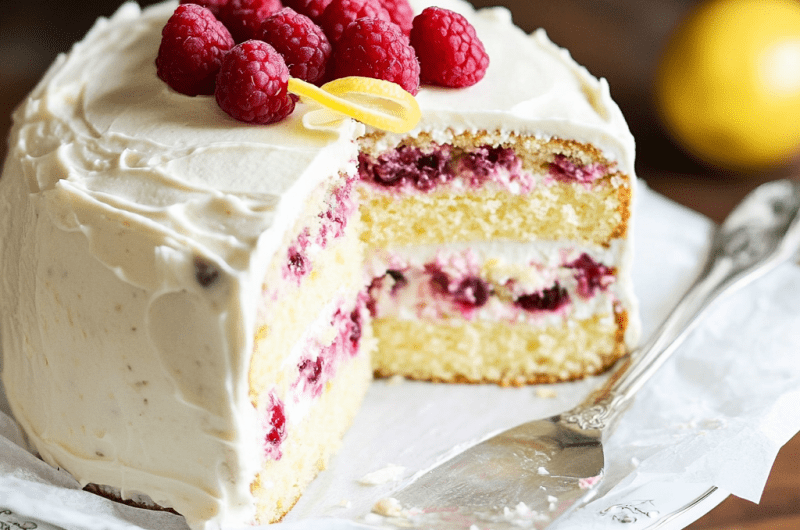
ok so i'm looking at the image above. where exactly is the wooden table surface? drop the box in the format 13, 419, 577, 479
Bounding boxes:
1, 1, 799, 529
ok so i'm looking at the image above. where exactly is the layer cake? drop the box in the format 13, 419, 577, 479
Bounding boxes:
0, 0, 639, 526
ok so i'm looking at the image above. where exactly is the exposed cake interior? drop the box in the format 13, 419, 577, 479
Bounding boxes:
244, 125, 636, 517
247, 174, 374, 522
358, 130, 634, 385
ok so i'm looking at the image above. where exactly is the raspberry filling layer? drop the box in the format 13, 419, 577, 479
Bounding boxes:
292, 294, 366, 399
282, 176, 358, 285
263, 390, 287, 461
548, 154, 607, 185
358, 143, 530, 193
359, 144, 611, 193
261, 293, 367, 461
368, 250, 615, 323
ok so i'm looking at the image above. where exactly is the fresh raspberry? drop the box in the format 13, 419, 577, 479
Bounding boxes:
156, 4, 235, 96
179, 0, 230, 18
515, 284, 570, 312
215, 40, 296, 123
282, 0, 332, 21
378, 0, 413, 35
218, 0, 284, 42
453, 277, 491, 308
410, 7, 490, 88
319, 0, 392, 43
260, 8, 332, 85
333, 17, 420, 94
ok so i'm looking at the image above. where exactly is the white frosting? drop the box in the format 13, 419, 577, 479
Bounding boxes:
0, 0, 638, 528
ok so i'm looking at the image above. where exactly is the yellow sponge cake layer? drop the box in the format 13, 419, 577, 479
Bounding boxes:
360, 181, 629, 249
372, 311, 626, 386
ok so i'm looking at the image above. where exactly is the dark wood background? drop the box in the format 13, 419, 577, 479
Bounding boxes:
1, 0, 799, 528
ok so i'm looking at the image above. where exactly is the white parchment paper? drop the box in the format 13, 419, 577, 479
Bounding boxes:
2, 184, 800, 530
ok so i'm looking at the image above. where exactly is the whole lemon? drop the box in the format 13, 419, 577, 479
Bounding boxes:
654, 0, 800, 170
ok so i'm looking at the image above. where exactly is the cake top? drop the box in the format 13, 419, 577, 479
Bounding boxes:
15, 0, 634, 207
8, 0, 637, 293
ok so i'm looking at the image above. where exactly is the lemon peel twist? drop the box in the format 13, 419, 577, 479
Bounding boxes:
287, 77, 421, 134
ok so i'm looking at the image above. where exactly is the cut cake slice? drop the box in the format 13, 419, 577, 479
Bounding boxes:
360, 130, 635, 385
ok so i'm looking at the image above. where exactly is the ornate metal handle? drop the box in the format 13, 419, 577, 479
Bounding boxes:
565, 179, 800, 432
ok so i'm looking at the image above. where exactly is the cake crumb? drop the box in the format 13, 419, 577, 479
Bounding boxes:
372, 497, 403, 517
535, 387, 558, 399
358, 464, 405, 485
501, 501, 550, 525
547, 495, 558, 511
337, 499, 352, 509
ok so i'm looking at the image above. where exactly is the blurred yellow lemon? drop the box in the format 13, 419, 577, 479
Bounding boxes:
655, 0, 800, 170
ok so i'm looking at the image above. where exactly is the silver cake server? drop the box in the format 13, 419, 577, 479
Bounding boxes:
383, 179, 800, 530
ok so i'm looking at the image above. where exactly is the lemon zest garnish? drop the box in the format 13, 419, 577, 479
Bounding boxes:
287, 77, 421, 134
300, 108, 350, 132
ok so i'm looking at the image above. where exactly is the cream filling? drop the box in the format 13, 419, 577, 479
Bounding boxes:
367, 240, 635, 341
371, 270, 618, 327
